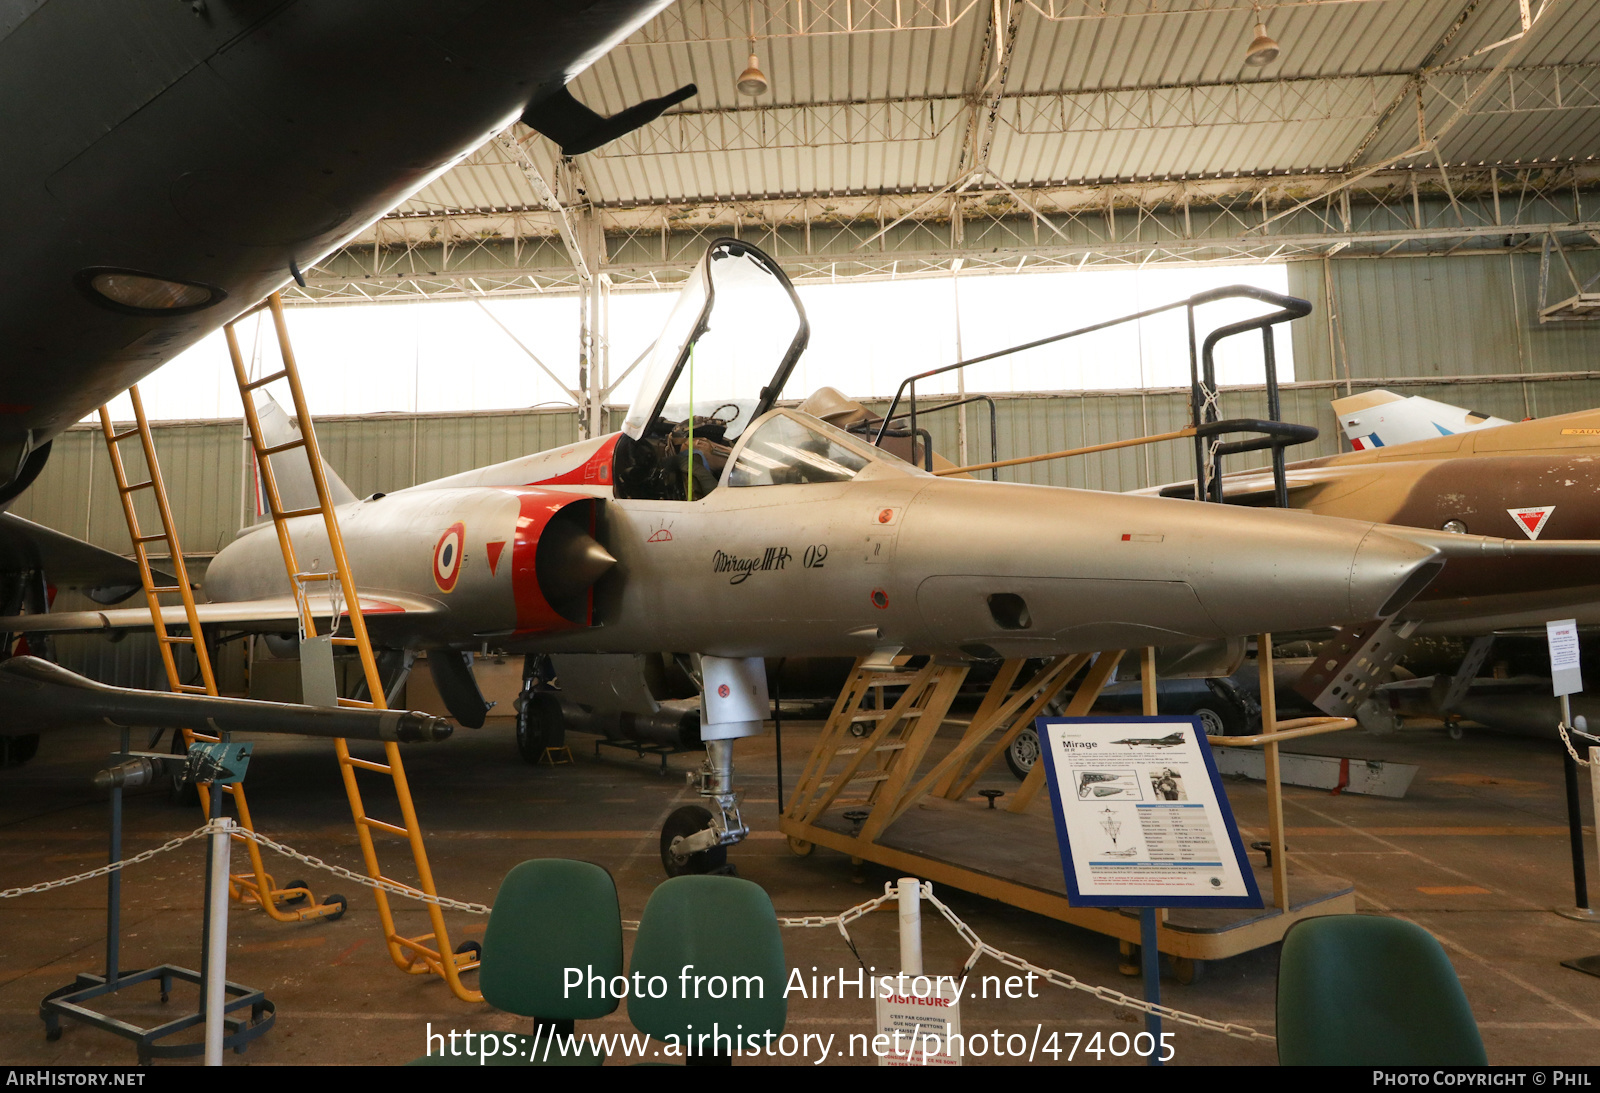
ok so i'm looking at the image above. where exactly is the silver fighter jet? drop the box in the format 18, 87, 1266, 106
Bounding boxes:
5, 240, 1585, 871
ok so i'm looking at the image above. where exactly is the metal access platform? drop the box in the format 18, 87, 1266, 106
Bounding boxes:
781, 284, 1360, 966
779, 643, 1358, 966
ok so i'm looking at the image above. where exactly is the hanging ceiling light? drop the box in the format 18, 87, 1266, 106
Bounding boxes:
1244, 15, 1280, 66
737, 46, 769, 96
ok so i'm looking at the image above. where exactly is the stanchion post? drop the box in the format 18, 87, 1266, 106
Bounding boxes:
898, 877, 923, 976
204, 815, 233, 1065
1562, 695, 1590, 913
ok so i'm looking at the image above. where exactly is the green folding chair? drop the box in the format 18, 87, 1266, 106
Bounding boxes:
1277, 914, 1486, 1065
411, 858, 623, 1066
627, 875, 787, 1065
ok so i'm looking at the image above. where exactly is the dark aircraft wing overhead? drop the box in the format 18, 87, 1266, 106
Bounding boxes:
0, 513, 171, 605
0, 591, 442, 635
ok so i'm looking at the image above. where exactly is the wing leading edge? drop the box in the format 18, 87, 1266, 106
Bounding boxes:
0, 591, 442, 635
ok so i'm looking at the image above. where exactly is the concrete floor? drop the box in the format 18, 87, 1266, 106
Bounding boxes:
3, 715, 1600, 1066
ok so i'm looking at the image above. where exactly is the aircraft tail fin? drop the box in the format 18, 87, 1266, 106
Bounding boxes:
1330, 389, 1512, 450
250, 392, 358, 518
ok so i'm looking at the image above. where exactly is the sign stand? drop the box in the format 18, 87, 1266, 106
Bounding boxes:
1040, 714, 1262, 1065
39, 738, 275, 1062
1139, 906, 1161, 1067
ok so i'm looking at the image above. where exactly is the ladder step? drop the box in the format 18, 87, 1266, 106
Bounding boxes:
243, 369, 289, 391
818, 773, 891, 790
295, 572, 337, 582
147, 585, 183, 594
849, 709, 922, 723
175, 683, 209, 694
259, 438, 307, 457
108, 427, 142, 442
345, 756, 393, 775
133, 532, 169, 544
163, 634, 195, 644
857, 671, 922, 685
360, 816, 410, 837
835, 743, 907, 756
119, 480, 154, 494
278, 506, 324, 519
337, 696, 376, 709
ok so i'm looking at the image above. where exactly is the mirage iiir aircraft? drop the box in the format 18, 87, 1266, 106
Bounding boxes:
10, 240, 1600, 874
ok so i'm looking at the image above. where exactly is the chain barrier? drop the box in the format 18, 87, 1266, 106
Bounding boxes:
1559, 721, 1594, 766
2, 827, 1271, 1041
232, 828, 493, 915
0, 824, 212, 900
770, 880, 1273, 1044
919, 886, 1273, 1044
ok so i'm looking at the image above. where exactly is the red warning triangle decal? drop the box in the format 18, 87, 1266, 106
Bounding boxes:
486, 540, 506, 575
1506, 505, 1555, 540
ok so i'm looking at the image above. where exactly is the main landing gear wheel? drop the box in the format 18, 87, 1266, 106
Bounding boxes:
1191, 698, 1243, 738
660, 805, 727, 877
515, 691, 566, 764
1005, 727, 1041, 781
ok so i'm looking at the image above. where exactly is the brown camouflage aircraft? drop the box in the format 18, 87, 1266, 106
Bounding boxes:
1153, 409, 1600, 635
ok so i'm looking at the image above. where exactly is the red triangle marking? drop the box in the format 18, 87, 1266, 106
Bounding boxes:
486, 540, 506, 576
1517, 512, 1543, 533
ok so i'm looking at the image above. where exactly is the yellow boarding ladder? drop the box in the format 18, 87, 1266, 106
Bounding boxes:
223, 293, 480, 1002
96, 386, 343, 923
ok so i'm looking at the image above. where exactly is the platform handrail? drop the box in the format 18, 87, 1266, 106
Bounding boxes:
872, 286, 1313, 503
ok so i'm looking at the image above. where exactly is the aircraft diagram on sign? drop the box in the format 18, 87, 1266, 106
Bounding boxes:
9, 240, 1600, 872
1108, 733, 1187, 748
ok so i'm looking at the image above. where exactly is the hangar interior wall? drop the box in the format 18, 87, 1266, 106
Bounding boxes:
17, 249, 1600, 687
14, 249, 1600, 557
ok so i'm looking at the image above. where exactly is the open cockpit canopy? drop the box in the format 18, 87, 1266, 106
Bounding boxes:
614, 239, 809, 501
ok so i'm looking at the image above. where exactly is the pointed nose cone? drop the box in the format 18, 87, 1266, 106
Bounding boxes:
537, 523, 617, 604
898, 482, 1443, 656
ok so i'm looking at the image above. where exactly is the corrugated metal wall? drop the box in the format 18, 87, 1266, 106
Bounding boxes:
15, 251, 1600, 559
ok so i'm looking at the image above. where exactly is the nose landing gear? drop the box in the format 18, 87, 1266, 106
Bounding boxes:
657, 656, 766, 877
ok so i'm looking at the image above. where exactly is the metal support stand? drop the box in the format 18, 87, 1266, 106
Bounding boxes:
1139, 907, 1162, 1068
38, 733, 274, 1063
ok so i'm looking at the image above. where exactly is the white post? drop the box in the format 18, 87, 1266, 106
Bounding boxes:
204, 818, 233, 1066
898, 877, 923, 976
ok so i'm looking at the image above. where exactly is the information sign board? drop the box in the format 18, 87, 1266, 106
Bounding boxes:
1039, 717, 1261, 909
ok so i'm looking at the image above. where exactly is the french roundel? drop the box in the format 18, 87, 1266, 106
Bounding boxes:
433, 522, 465, 593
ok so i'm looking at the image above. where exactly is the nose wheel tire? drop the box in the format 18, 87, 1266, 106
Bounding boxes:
515, 691, 566, 764
1005, 727, 1041, 781
660, 804, 728, 877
